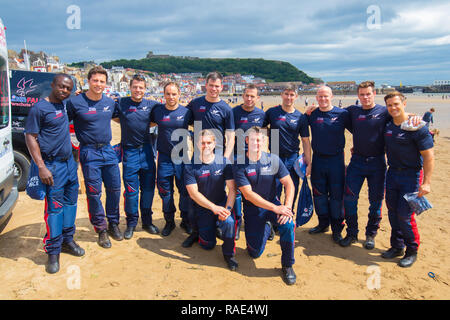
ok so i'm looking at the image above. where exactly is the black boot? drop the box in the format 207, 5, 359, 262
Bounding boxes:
224, 255, 238, 271
108, 223, 123, 241
363, 236, 376, 250
332, 232, 343, 244
161, 220, 176, 237
61, 241, 85, 256
180, 220, 192, 235
282, 266, 297, 285
46, 254, 60, 274
339, 235, 358, 247
309, 225, 329, 234
398, 250, 418, 268
124, 226, 135, 240
142, 223, 160, 234
381, 247, 405, 259
98, 230, 112, 248
182, 232, 199, 248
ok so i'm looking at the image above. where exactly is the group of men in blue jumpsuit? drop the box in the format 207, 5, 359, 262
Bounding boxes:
26, 67, 434, 275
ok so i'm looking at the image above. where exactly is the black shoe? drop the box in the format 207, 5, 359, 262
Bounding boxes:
398, 251, 418, 268
364, 236, 376, 250
282, 267, 296, 285
309, 225, 330, 234
267, 222, 275, 241
108, 223, 123, 241
124, 226, 135, 240
45, 254, 60, 274
182, 232, 199, 248
332, 233, 343, 244
224, 255, 238, 271
98, 230, 112, 248
216, 227, 223, 240
161, 221, 176, 237
61, 241, 85, 256
142, 224, 160, 235
180, 220, 192, 235
339, 235, 358, 247
381, 247, 405, 259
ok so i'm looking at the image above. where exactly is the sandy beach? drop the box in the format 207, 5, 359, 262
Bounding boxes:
1, 94, 449, 300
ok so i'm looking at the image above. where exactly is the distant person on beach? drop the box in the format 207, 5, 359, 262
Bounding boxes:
25, 74, 84, 274
422, 108, 435, 128
233, 127, 297, 285
184, 129, 238, 271
232, 84, 266, 240
306, 86, 350, 243
382, 91, 434, 268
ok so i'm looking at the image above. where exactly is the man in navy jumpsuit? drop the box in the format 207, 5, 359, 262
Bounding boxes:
232, 84, 266, 240
382, 91, 434, 268
263, 84, 312, 206
25, 74, 84, 274
307, 86, 351, 243
233, 127, 297, 285
184, 129, 237, 270
151, 82, 193, 237
183, 72, 235, 247
66, 66, 122, 248
341, 81, 390, 248
113, 74, 159, 239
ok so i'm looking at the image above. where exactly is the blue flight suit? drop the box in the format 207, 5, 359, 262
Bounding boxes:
186, 96, 235, 231
307, 107, 351, 235
343, 104, 389, 237
115, 97, 158, 228
384, 123, 433, 253
25, 100, 79, 255
232, 104, 266, 234
151, 103, 192, 224
67, 93, 121, 232
184, 156, 236, 256
233, 152, 295, 267
264, 105, 310, 210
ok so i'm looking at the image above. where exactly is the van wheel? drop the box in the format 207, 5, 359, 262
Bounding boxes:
13, 150, 31, 192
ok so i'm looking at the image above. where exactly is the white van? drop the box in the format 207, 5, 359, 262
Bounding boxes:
0, 18, 19, 232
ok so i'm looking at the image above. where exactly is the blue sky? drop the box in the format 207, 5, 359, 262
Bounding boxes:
2, 0, 450, 85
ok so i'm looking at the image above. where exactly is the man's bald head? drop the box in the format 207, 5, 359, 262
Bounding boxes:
316, 85, 334, 110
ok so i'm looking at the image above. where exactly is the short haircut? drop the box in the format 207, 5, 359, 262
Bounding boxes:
244, 83, 259, 95
384, 91, 406, 103
282, 83, 298, 94
52, 73, 73, 85
206, 71, 223, 84
130, 74, 146, 87
430, 108, 435, 112
163, 81, 180, 93
246, 126, 266, 137
358, 81, 375, 92
198, 129, 216, 141
87, 66, 108, 81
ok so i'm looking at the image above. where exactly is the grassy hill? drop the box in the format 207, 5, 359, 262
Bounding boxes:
71, 57, 315, 83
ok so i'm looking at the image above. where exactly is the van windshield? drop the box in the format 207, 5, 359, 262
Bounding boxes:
0, 56, 9, 129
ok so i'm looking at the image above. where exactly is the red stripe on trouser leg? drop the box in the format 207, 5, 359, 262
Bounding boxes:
43, 197, 50, 253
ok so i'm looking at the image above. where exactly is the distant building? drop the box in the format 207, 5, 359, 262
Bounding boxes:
433, 80, 450, 86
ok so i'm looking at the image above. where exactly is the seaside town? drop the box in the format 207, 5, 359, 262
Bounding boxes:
9, 48, 450, 102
